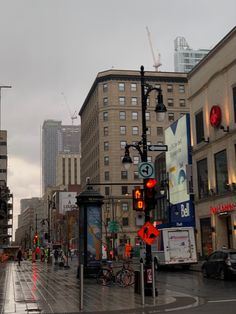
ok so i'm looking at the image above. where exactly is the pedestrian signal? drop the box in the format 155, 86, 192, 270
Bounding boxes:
132, 187, 145, 211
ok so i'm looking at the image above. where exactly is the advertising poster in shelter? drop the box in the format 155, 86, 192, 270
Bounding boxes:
87, 205, 102, 261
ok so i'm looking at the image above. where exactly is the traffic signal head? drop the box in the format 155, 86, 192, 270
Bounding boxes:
132, 187, 145, 211
145, 178, 157, 188
144, 178, 157, 210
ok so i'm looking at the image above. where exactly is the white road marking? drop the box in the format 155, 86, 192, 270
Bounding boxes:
208, 299, 236, 303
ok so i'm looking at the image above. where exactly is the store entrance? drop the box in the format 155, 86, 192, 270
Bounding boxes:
200, 217, 212, 257
226, 216, 233, 249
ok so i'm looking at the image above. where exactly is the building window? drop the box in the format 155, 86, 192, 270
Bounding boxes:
145, 112, 150, 120
104, 141, 109, 151
103, 83, 108, 92
131, 97, 138, 105
62, 158, 65, 185
103, 97, 108, 106
121, 170, 128, 180
74, 158, 77, 184
168, 98, 174, 107
103, 112, 108, 121
197, 158, 209, 199
105, 186, 110, 195
119, 97, 125, 106
0, 169, 6, 173
233, 86, 236, 123
132, 112, 138, 120
147, 156, 152, 162
104, 156, 109, 166
168, 113, 174, 122
167, 84, 173, 93
118, 83, 125, 91
134, 171, 139, 180
68, 158, 71, 185
131, 83, 137, 91
157, 127, 163, 136
122, 217, 129, 226
120, 126, 126, 135
146, 97, 150, 106
121, 186, 128, 195
155, 84, 161, 89
120, 141, 127, 149
215, 149, 228, 194
132, 126, 139, 135
180, 99, 186, 107
104, 127, 108, 136
146, 127, 151, 135
121, 203, 128, 211
195, 110, 204, 144
104, 171, 110, 181
179, 84, 185, 93
119, 111, 126, 120
133, 156, 139, 164
0, 155, 7, 159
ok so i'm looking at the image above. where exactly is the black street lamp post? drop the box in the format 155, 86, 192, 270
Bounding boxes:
122, 65, 167, 295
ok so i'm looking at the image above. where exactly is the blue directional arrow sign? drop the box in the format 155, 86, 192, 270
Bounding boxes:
138, 162, 155, 179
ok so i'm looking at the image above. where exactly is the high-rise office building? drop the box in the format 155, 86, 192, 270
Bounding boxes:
42, 120, 80, 193
79, 68, 188, 247
174, 36, 210, 73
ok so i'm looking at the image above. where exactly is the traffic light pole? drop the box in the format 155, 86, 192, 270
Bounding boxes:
140, 67, 152, 268
122, 65, 167, 296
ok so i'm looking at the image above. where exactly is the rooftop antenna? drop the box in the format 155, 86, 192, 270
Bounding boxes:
146, 26, 162, 71
61, 92, 77, 125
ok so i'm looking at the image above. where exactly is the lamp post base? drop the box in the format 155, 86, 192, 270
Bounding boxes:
144, 265, 158, 297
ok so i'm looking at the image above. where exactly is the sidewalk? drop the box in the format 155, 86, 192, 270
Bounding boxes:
0, 259, 200, 313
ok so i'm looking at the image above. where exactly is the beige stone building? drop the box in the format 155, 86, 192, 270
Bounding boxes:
79, 68, 188, 248
189, 26, 236, 257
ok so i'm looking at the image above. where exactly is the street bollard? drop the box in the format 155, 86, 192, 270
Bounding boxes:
80, 264, 84, 310
151, 259, 155, 298
140, 258, 145, 305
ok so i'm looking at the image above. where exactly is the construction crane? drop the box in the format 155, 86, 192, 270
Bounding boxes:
146, 26, 162, 71
61, 92, 78, 125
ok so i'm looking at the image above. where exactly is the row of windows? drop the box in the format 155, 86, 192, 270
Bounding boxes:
103, 111, 184, 122
104, 155, 153, 165
103, 82, 185, 93
104, 170, 142, 181
197, 148, 234, 199
103, 141, 164, 151
103, 97, 186, 107
104, 126, 163, 136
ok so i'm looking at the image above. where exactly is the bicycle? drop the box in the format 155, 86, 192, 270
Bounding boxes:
96, 261, 115, 286
115, 261, 135, 287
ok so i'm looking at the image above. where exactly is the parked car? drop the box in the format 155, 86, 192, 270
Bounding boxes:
202, 249, 236, 280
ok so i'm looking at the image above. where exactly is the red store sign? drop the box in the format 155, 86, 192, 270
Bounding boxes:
210, 203, 236, 215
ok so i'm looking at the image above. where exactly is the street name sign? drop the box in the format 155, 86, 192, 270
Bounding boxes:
148, 144, 168, 152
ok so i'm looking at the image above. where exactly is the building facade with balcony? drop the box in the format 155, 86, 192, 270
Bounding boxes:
79, 68, 188, 248
189, 26, 236, 257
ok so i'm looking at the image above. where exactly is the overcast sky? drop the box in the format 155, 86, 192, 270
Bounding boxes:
0, 0, 235, 234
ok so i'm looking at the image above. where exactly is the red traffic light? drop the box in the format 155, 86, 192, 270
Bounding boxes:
145, 179, 157, 188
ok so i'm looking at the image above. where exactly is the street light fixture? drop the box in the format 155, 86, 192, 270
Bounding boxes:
122, 65, 167, 295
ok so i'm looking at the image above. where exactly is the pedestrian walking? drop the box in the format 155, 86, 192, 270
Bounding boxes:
54, 249, 59, 264
17, 248, 22, 266
41, 248, 45, 262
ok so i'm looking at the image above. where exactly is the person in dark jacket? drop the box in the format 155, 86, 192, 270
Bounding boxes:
17, 248, 22, 266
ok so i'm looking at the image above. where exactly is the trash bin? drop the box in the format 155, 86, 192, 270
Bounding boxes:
134, 271, 141, 294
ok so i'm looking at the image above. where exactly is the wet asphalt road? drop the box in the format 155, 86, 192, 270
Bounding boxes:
1, 260, 236, 313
